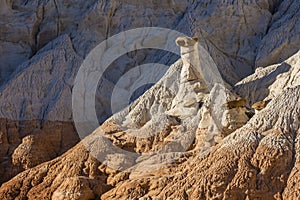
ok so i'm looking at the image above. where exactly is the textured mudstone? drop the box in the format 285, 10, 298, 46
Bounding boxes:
256, 0, 300, 67
1, 1, 300, 199
234, 50, 300, 106
0, 119, 79, 184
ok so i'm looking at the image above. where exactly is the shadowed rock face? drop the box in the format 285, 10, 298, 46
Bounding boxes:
0, 0, 290, 124
0, 0, 300, 199
0, 119, 79, 184
256, 0, 300, 67
0, 0, 287, 87
224, 98, 247, 110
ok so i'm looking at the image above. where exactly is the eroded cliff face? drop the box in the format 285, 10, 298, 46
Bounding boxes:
0, 0, 190, 184
0, 50, 299, 199
0, 119, 78, 184
256, 0, 300, 67
0, 0, 300, 199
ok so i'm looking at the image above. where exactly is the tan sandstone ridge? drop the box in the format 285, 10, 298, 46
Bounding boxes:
0, 0, 300, 199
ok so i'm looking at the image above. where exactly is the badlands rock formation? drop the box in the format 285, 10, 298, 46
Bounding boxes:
0, 0, 289, 184
256, 0, 300, 67
0, 35, 81, 183
234, 50, 300, 106
0, 0, 300, 199
0, 47, 299, 200
0, 0, 190, 183
0, 37, 251, 199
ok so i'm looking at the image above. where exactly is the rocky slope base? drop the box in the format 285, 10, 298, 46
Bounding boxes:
0, 119, 78, 184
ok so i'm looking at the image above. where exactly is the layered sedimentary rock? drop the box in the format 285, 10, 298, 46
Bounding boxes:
0, 119, 78, 184
0, 0, 39, 84
0, 35, 81, 184
0, 0, 288, 184
0, 1, 189, 182
234, 50, 300, 105
256, 0, 300, 67
102, 84, 300, 200
2, 34, 298, 199
0, 51, 299, 198
0, 0, 300, 199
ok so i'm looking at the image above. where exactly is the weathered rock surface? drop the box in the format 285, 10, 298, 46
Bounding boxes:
234, 50, 300, 105
0, 0, 300, 199
0, 34, 81, 121
256, 0, 300, 67
0, 119, 78, 184
0, 0, 285, 184
102, 85, 300, 200
189, 0, 276, 83
0, 0, 295, 126
0, 0, 40, 85
0, 35, 81, 184
2, 30, 300, 199
0, 142, 111, 200
0, 60, 299, 199
0, 0, 282, 85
